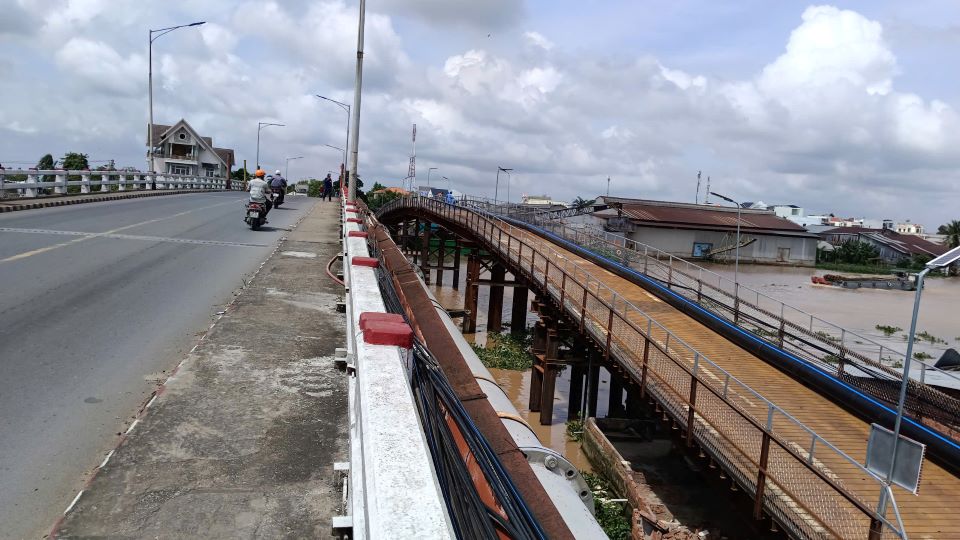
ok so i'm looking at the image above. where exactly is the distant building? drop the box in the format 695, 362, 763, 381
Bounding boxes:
895, 221, 925, 235
820, 227, 947, 264
147, 119, 233, 179
589, 196, 818, 266
519, 194, 569, 210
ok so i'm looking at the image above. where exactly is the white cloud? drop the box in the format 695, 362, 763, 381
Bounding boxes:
54, 38, 145, 96
524, 31, 553, 51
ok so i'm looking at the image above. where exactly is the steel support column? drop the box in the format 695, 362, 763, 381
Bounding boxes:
462, 254, 480, 333
487, 264, 505, 332
568, 364, 585, 421
511, 285, 529, 335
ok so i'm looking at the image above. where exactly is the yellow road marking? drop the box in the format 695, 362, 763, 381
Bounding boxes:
0, 199, 238, 264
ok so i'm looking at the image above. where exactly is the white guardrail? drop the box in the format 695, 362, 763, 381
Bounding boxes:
0, 169, 237, 197
339, 201, 454, 539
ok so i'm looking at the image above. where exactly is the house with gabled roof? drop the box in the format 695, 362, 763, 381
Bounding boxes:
146, 119, 234, 179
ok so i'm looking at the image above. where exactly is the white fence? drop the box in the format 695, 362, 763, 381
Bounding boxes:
0, 169, 237, 198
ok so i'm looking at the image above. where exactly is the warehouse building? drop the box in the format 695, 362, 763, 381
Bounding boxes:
587, 196, 819, 266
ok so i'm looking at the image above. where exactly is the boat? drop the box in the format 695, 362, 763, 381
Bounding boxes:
810, 271, 918, 291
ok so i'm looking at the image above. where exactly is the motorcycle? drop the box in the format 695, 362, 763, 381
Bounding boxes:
244, 199, 268, 230
271, 186, 285, 207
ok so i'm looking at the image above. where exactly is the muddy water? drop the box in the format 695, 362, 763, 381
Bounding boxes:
697, 263, 960, 360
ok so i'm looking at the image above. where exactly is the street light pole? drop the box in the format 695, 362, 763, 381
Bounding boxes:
347, 0, 366, 203
256, 122, 284, 170
148, 21, 205, 173
284, 156, 303, 181
882, 245, 960, 511
442, 176, 450, 192
495, 166, 512, 203
710, 191, 742, 285
427, 167, 438, 188
323, 144, 345, 167
315, 94, 350, 174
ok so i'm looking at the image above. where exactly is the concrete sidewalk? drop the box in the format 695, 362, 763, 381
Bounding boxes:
54, 199, 348, 539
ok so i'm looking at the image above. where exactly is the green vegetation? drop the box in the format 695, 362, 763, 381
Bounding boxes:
823, 354, 843, 365
938, 220, 960, 249
814, 330, 840, 345
814, 261, 896, 275
875, 325, 902, 337
470, 331, 534, 370
366, 182, 404, 211
916, 331, 948, 345
61, 152, 90, 194
565, 419, 584, 442
572, 196, 597, 209
581, 472, 632, 540
818, 240, 880, 265
307, 179, 322, 197
914, 351, 934, 361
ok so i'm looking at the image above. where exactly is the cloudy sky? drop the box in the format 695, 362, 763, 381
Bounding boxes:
1, 0, 958, 227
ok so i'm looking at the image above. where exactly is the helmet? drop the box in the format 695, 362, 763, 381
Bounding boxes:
254, 169, 265, 178
275, 170, 281, 175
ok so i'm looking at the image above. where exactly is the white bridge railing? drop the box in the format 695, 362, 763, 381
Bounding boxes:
0, 169, 237, 198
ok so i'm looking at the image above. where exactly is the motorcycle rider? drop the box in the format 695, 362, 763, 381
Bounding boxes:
248, 169, 273, 221
271, 169, 287, 205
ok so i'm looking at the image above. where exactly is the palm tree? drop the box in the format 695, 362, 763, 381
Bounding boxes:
938, 220, 960, 248
571, 196, 596, 209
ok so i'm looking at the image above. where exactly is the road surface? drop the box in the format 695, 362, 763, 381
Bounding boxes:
0, 192, 315, 539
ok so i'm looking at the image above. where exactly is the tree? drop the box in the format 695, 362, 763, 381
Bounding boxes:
937, 220, 960, 249
61, 152, 89, 171
572, 196, 596, 209
835, 240, 880, 265
231, 167, 251, 181
36, 154, 54, 171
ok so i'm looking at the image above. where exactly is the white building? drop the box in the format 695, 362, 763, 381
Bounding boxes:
895, 220, 925, 235
147, 119, 234, 178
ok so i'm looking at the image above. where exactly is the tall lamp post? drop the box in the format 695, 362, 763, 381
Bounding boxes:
883, 246, 960, 509
323, 144, 345, 167
148, 21, 205, 173
346, 0, 367, 203
495, 166, 512, 204
315, 94, 351, 173
442, 176, 450, 192
427, 167, 438, 188
256, 122, 284, 170
710, 191, 743, 285
284, 156, 303, 181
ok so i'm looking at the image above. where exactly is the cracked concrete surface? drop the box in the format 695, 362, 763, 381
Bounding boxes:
56, 200, 348, 539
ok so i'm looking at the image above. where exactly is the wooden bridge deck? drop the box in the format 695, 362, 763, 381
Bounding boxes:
508, 226, 960, 540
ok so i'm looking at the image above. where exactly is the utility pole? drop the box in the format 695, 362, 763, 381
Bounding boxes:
347, 0, 366, 203
705, 176, 711, 204
696, 171, 701, 204
607, 176, 611, 197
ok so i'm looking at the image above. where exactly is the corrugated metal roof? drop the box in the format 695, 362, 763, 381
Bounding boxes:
607, 197, 810, 235
823, 227, 948, 257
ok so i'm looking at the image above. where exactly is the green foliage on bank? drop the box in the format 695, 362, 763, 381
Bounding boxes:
470, 331, 533, 371
581, 472, 632, 540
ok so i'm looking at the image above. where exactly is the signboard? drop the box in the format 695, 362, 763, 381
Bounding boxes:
865, 423, 925, 494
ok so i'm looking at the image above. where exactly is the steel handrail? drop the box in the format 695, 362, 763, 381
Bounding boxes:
379, 196, 905, 539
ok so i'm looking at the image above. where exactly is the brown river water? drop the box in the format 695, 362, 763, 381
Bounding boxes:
428, 260, 960, 469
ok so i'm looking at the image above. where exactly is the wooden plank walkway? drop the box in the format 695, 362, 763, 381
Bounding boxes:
506, 226, 960, 540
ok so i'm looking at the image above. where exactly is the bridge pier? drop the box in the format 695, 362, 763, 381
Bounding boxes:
419, 220, 431, 284
510, 285, 528, 334
608, 373, 625, 417
487, 264, 506, 332
462, 254, 481, 333
587, 353, 601, 417
568, 363, 585, 421
451, 240, 462, 290
435, 234, 446, 286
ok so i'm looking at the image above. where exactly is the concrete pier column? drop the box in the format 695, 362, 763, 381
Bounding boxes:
487, 264, 506, 332
24, 173, 38, 198
100, 173, 110, 192
462, 254, 481, 333
80, 172, 91, 194
568, 364, 586, 421
118, 173, 126, 191
529, 361, 543, 412
511, 285, 529, 335
411, 220, 419, 264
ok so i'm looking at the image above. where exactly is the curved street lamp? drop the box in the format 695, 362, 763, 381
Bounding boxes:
710, 190, 742, 285
285, 156, 303, 180
148, 21, 205, 173
315, 94, 351, 179
256, 122, 284, 169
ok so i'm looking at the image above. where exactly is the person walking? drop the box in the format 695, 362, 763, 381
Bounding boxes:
322, 173, 333, 201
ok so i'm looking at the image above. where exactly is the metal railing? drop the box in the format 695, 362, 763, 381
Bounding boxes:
529, 220, 960, 439
379, 196, 905, 540
0, 169, 236, 198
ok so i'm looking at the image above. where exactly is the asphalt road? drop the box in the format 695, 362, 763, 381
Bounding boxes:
0, 192, 316, 539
